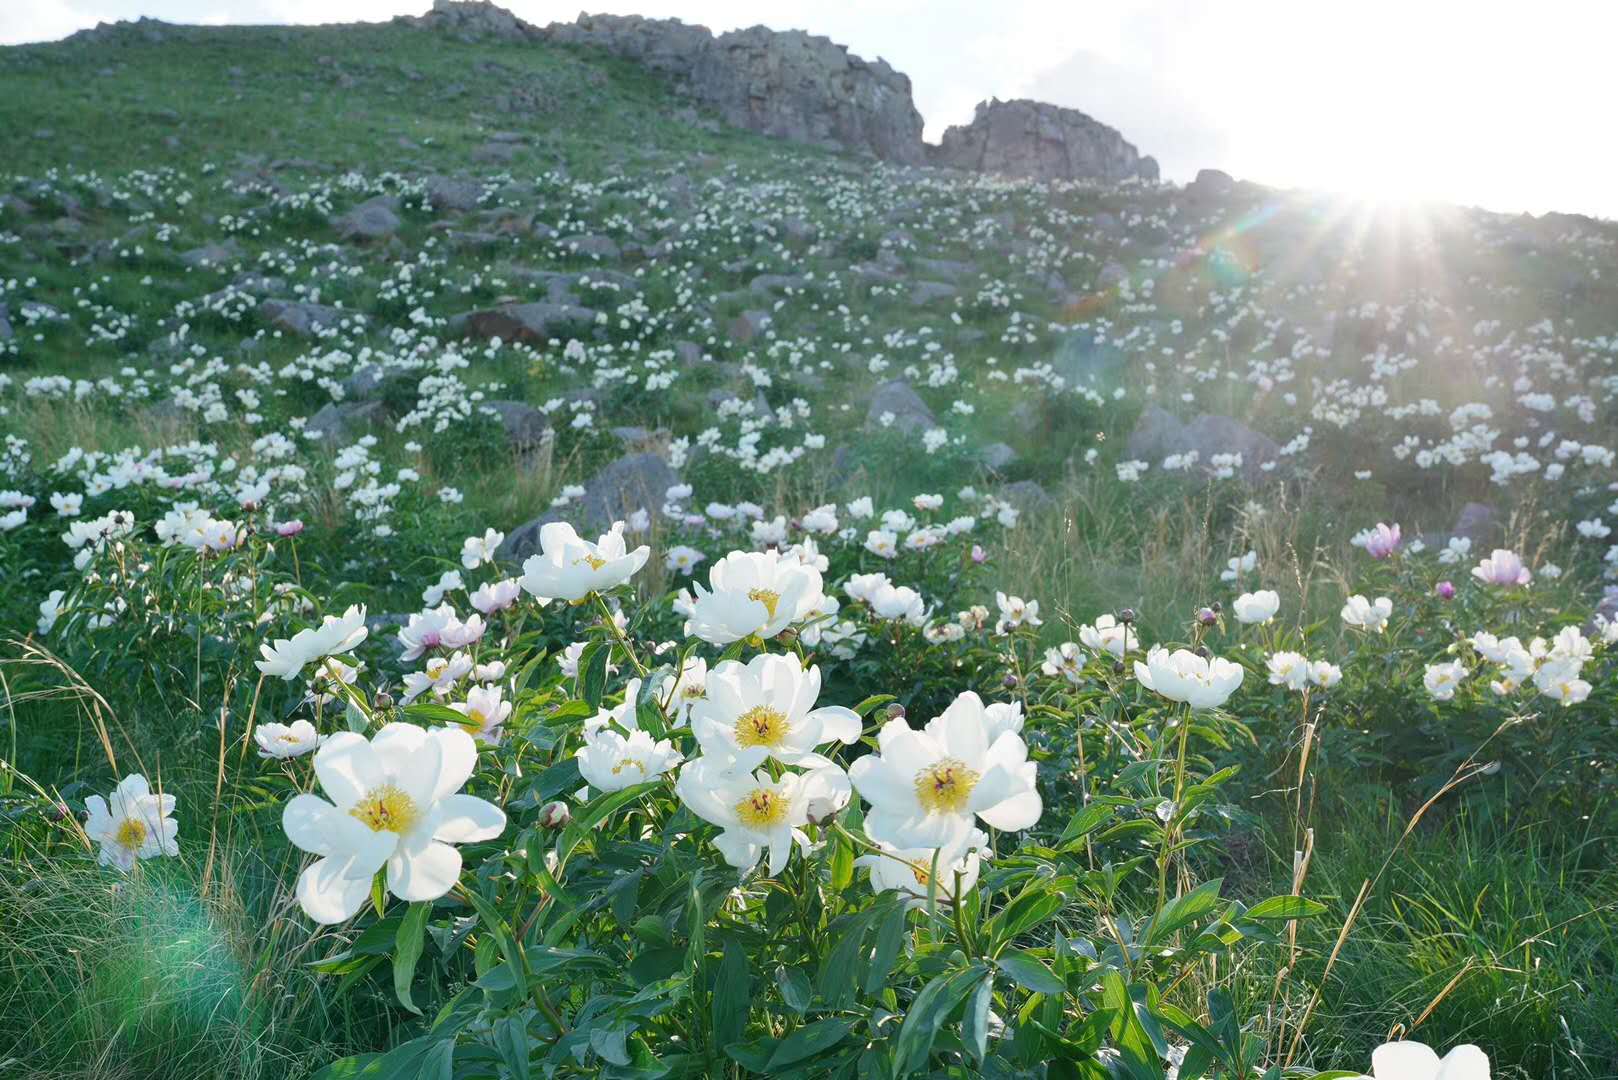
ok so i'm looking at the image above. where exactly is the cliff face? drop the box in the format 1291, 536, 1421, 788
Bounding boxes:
931, 98, 1160, 184
542, 13, 926, 164
407, 4, 1154, 182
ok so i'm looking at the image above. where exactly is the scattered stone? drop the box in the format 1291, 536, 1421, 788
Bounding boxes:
728, 310, 772, 343
305, 400, 386, 443
1450, 502, 1496, 542
909, 281, 958, 306
458, 302, 599, 344
1126, 405, 1280, 482
999, 480, 1054, 513
333, 195, 401, 242
481, 400, 553, 448
260, 299, 347, 337
179, 242, 240, 269
981, 442, 1018, 472
499, 452, 678, 560
750, 273, 809, 297
1054, 335, 1126, 385
559, 233, 621, 261
865, 380, 936, 435
426, 175, 482, 212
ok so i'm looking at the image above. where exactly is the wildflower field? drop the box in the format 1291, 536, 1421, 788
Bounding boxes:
1, 15, 1616, 1080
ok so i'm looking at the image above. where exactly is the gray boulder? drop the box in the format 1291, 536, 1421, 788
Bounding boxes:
333, 195, 401, 242
931, 98, 1158, 183
398, 0, 542, 40
1054, 334, 1126, 386
425, 175, 482, 212
865, 380, 936, 435
481, 400, 553, 448
499, 452, 677, 561
305, 400, 386, 443
459, 302, 599, 344
559, 233, 621, 261
0, 303, 10, 342
1126, 405, 1280, 482
260, 299, 347, 337
1450, 502, 1497, 542
180, 242, 240, 268
728, 309, 772, 343
909, 281, 958, 306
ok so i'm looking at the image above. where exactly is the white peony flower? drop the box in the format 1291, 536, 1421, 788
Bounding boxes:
256, 605, 369, 681
689, 653, 861, 772
255, 719, 326, 759
1340, 595, 1393, 634
1423, 660, 1468, 701
1233, 590, 1280, 624
518, 522, 650, 603
849, 710, 1041, 860
675, 757, 850, 876
1134, 646, 1245, 709
856, 832, 985, 908
84, 774, 179, 872
1360, 1040, 1489, 1080
684, 549, 825, 646
283, 723, 505, 924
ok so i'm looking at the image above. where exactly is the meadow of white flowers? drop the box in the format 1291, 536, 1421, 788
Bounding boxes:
2, 29, 1616, 1076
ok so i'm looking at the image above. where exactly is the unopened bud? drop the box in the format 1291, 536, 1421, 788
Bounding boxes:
884, 702, 907, 721
373, 692, 394, 710
777, 627, 799, 647
1197, 607, 1217, 626
1194, 645, 1211, 659
1209, 600, 1223, 614
538, 801, 571, 829
1112, 660, 1126, 675
1002, 673, 1020, 689
1118, 608, 1136, 625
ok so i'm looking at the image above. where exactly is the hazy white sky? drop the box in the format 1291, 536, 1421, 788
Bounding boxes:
4, 1, 1612, 218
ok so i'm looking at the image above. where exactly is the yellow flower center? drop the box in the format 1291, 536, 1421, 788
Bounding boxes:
909, 861, 932, 887
914, 758, 979, 814
748, 587, 781, 620
576, 554, 608, 571
681, 684, 706, 701
733, 705, 789, 749
611, 757, 645, 775
114, 816, 148, 851
426, 658, 449, 680
349, 784, 420, 834
734, 787, 789, 829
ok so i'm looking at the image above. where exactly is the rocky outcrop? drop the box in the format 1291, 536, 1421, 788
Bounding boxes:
399, 0, 541, 41
401, 5, 1156, 181
1126, 406, 1279, 483
931, 99, 1159, 184
542, 13, 926, 164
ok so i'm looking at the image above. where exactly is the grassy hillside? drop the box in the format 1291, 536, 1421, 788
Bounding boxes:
1, 13, 1616, 1080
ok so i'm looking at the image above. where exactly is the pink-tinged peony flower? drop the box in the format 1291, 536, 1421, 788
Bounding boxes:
1471, 549, 1531, 588
1434, 580, 1455, 600
276, 520, 305, 538
970, 544, 988, 564
1364, 522, 1401, 560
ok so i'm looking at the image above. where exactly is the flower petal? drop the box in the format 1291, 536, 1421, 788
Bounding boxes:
315, 732, 385, 807
387, 838, 463, 902
432, 794, 506, 843
1371, 1041, 1443, 1080
297, 855, 374, 924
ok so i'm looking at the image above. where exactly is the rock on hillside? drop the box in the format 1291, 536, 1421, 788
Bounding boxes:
399, 0, 541, 41
931, 99, 1159, 184
541, 13, 925, 164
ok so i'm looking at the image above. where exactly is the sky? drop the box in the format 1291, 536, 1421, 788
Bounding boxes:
3, 0, 1612, 219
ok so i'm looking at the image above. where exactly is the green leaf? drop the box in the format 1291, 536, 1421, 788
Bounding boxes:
494, 1016, 532, 1080
765, 1018, 851, 1070
961, 972, 994, 1064
579, 640, 610, 709
1147, 878, 1224, 945
864, 900, 911, 994
853, 693, 896, 718
775, 965, 812, 1013
995, 949, 1064, 995
1242, 895, 1328, 921
712, 936, 751, 1048
817, 906, 879, 1010
392, 901, 431, 1015
556, 781, 658, 870
892, 964, 988, 1076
